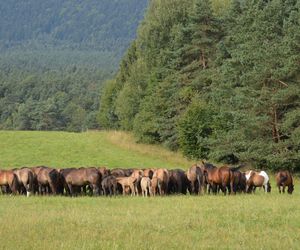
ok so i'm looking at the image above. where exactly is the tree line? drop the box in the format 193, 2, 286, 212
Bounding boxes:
99, 0, 300, 170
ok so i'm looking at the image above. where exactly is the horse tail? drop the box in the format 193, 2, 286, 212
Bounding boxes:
28, 171, 34, 193
11, 174, 19, 194
229, 168, 235, 193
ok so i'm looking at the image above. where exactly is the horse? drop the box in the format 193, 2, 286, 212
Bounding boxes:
245, 170, 271, 193
202, 165, 235, 195
116, 176, 137, 196
168, 169, 189, 195
140, 177, 152, 197
151, 169, 169, 196
0, 169, 19, 194
275, 170, 294, 194
13, 167, 34, 197
101, 175, 117, 196
37, 167, 63, 195
232, 170, 246, 193
186, 165, 203, 195
62, 167, 101, 196
130, 169, 143, 195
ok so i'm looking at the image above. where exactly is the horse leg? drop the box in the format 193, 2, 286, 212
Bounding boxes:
221, 182, 227, 195
67, 184, 73, 197
191, 182, 195, 195
130, 184, 135, 196
282, 185, 286, 193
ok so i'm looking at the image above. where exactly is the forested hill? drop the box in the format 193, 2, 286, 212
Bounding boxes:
0, 0, 148, 64
0, 0, 148, 131
99, 0, 300, 170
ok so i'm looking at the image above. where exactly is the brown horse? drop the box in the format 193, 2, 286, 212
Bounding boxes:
13, 167, 34, 196
275, 170, 294, 194
0, 169, 19, 194
151, 169, 169, 196
62, 167, 100, 196
37, 167, 62, 195
202, 165, 235, 195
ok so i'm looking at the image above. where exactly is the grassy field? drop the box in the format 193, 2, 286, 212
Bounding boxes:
0, 130, 192, 169
0, 131, 299, 250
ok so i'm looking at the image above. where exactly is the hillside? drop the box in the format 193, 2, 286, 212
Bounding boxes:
0, 130, 192, 168
0, 0, 148, 66
0, 0, 148, 131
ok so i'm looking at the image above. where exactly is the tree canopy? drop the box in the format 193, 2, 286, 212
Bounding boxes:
100, 0, 300, 170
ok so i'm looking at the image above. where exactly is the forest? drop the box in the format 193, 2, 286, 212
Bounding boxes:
99, 0, 300, 170
0, 0, 148, 131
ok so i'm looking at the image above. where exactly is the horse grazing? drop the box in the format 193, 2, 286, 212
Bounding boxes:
275, 170, 294, 194
140, 177, 152, 197
101, 175, 117, 196
0, 169, 19, 194
37, 167, 62, 195
13, 167, 34, 197
202, 165, 235, 195
116, 176, 137, 196
62, 167, 101, 196
231, 170, 246, 193
151, 169, 169, 196
245, 170, 271, 193
186, 165, 203, 195
130, 169, 143, 195
168, 169, 189, 195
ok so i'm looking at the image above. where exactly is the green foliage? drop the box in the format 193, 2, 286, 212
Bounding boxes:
101, 0, 300, 170
0, 68, 111, 132
178, 100, 215, 159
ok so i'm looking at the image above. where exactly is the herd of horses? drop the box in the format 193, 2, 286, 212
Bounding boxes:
0, 162, 295, 197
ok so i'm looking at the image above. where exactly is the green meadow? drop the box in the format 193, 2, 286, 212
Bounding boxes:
0, 131, 299, 250
0, 130, 191, 169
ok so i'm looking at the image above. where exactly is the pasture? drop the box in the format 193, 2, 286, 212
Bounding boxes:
0, 131, 299, 249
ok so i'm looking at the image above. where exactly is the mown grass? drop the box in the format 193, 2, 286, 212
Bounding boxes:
0, 131, 299, 249
0, 130, 192, 169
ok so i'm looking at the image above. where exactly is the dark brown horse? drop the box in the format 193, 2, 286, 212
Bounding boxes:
62, 167, 100, 196
232, 170, 246, 193
101, 175, 117, 196
275, 170, 294, 194
168, 169, 189, 195
0, 169, 19, 194
13, 167, 34, 196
